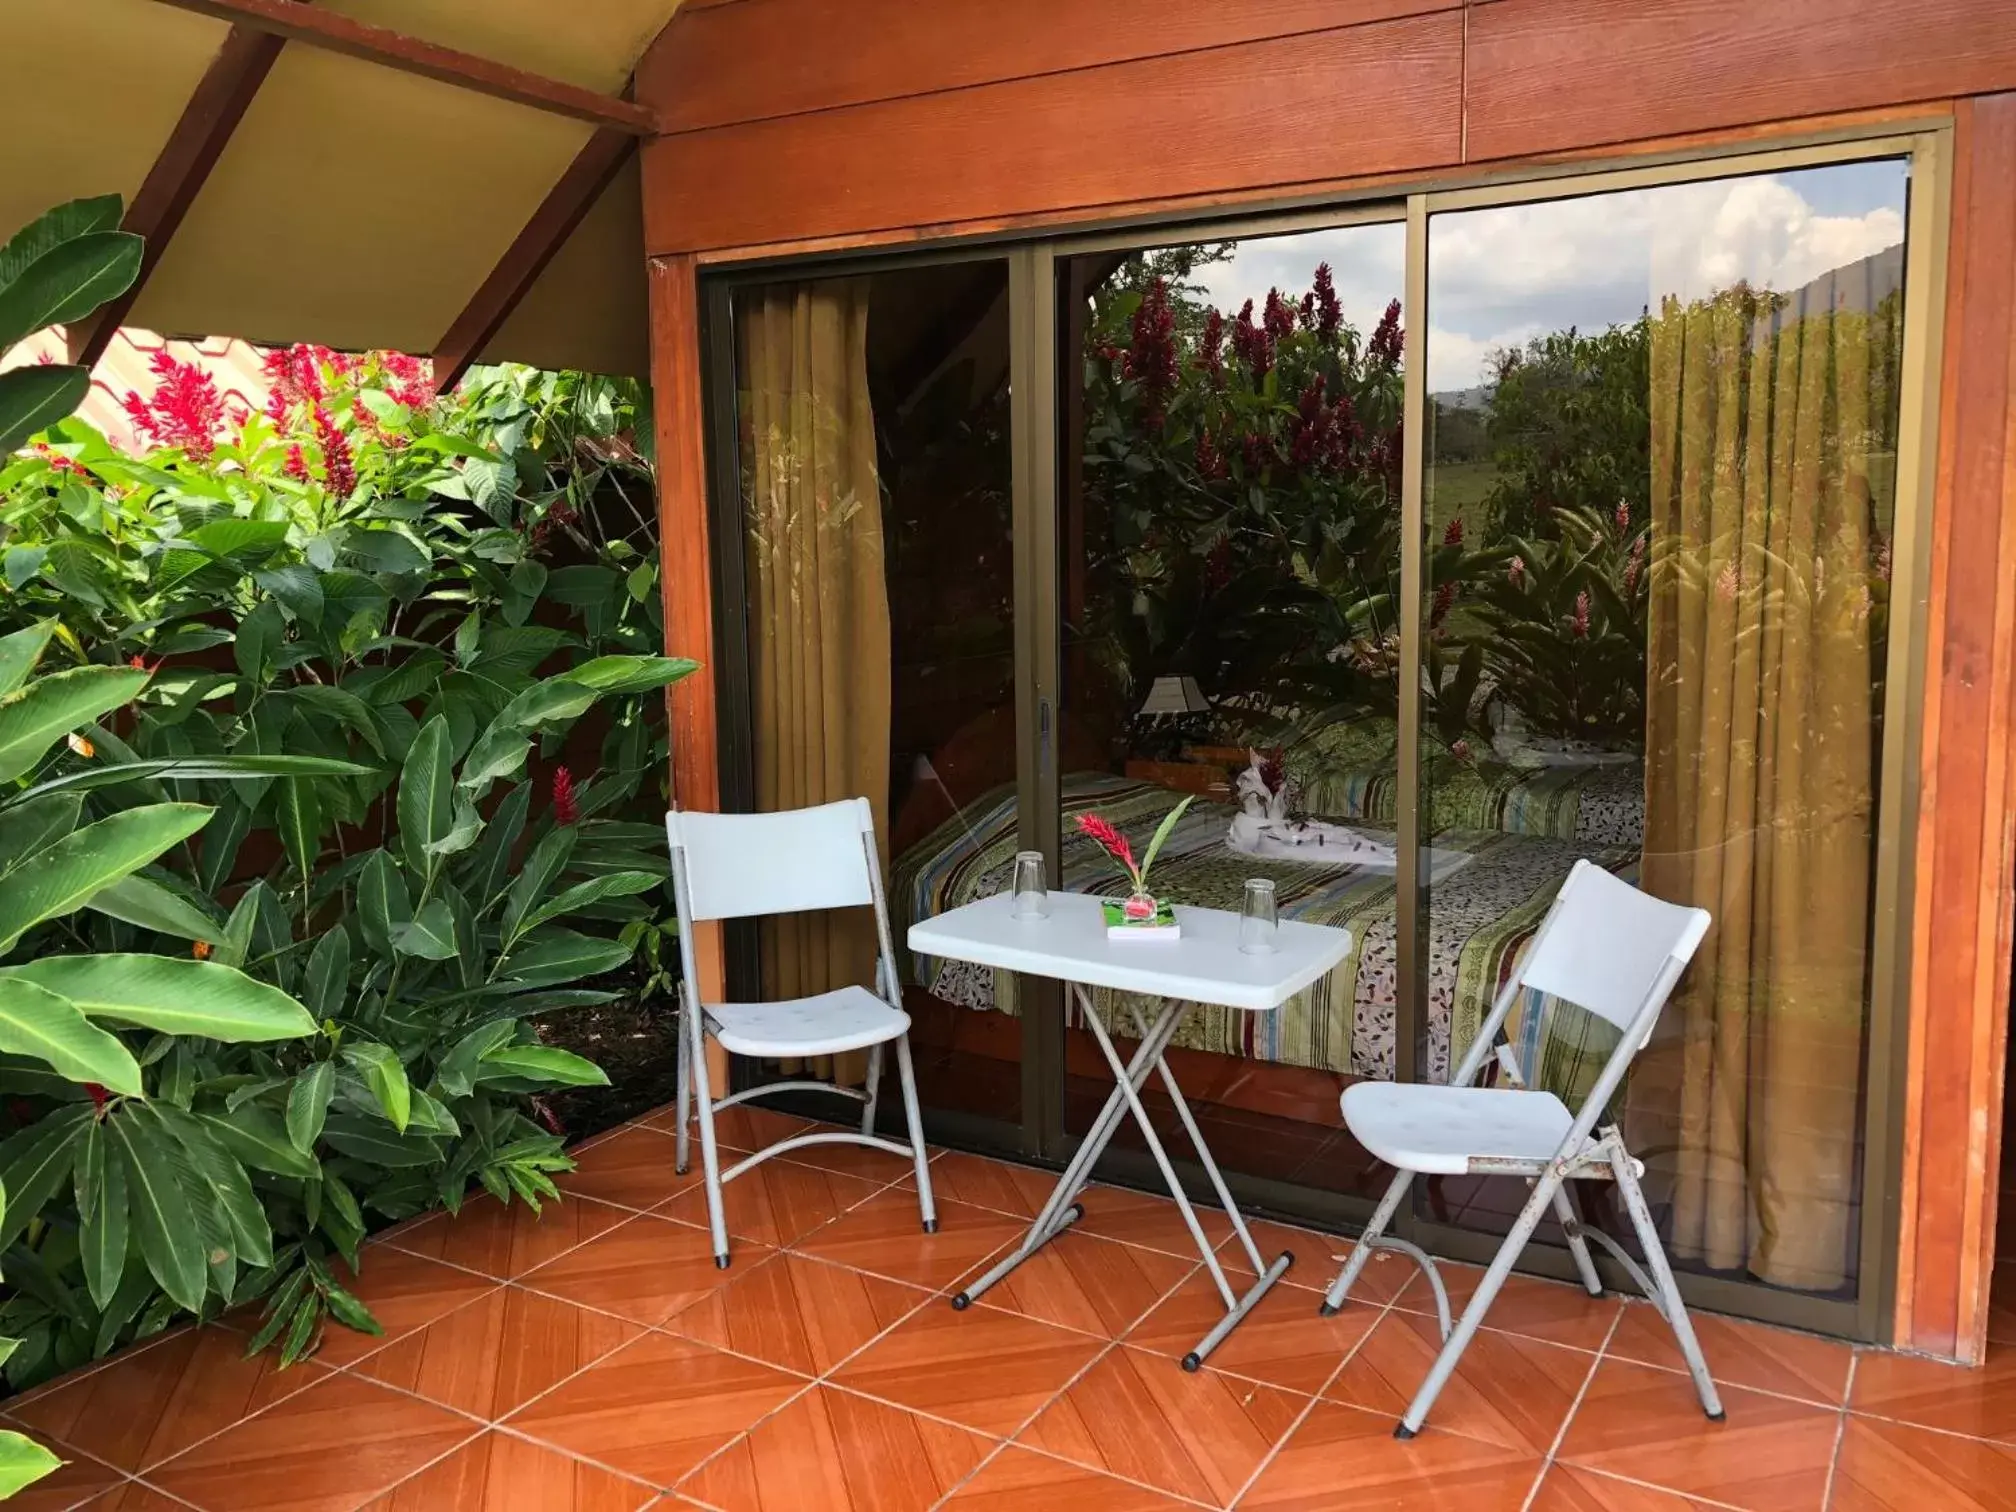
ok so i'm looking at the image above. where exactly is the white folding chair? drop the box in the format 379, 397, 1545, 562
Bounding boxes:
664, 799, 936, 1268
1319, 859, 1722, 1437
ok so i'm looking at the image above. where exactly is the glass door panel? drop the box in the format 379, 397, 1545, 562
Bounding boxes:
1416, 159, 1912, 1300
728, 258, 1022, 1128
1053, 221, 1409, 1197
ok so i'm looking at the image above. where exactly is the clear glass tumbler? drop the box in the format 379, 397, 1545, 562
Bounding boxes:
1011, 851, 1049, 919
1239, 877, 1278, 953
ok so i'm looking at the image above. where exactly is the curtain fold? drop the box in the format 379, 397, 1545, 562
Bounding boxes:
737, 280, 891, 1073
1641, 277, 1894, 1293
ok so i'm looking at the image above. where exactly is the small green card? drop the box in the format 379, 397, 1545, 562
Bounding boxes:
1101, 899, 1177, 931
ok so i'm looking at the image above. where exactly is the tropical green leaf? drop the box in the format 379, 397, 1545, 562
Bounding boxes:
0, 230, 143, 349
157, 1105, 272, 1269
0, 1429, 62, 1499
398, 716, 453, 877
0, 755, 370, 814
0, 665, 149, 784
107, 1104, 207, 1313
1138, 796, 1195, 890
457, 726, 529, 792
0, 976, 142, 1095
503, 826, 576, 943
495, 927, 631, 990
0, 802, 209, 954
564, 655, 700, 697
0, 1106, 90, 1253
0, 194, 123, 293
320, 1114, 440, 1167
0, 622, 54, 697
303, 926, 349, 1021
0, 792, 81, 869
468, 781, 530, 906
477, 1045, 609, 1088
83, 872, 221, 943
287, 1061, 335, 1153
342, 1042, 411, 1132
489, 678, 597, 734
0, 364, 92, 459
356, 849, 411, 955
276, 777, 323, 882
434, 1019, 515, 1099
515, 871, 662, 940
394, 897, 456, 961
0, 956, 316, 1042
75, 1119, 128, 1310
201, 1106, 320, 1179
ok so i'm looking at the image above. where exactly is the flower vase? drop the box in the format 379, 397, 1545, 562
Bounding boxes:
1122, 892, 1159, 922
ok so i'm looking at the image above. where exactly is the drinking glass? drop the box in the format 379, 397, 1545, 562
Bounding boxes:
1239, 878, 1278, 953
1011, 851, 1049, 919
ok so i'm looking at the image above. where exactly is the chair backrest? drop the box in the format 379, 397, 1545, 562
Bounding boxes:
666, 799, 878, 923
1516, 859, 1711, 1047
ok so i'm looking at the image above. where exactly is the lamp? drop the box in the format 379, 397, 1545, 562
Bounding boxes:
1139, 675, 1211, 717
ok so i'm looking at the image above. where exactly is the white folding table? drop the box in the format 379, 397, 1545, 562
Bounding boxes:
908, 890, 1353, 1368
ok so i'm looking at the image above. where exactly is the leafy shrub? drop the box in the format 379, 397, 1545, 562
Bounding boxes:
0, 229, 684, 1388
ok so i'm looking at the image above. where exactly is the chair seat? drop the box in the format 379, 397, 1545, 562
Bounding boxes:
1342, 1081, 1592, 1176
704, 986, 911, 1058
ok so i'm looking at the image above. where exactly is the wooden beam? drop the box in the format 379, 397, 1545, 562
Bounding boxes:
69, 26, 285, 371
646, 252, 726, 1015
433, 129, 635, 388
146, 0, 658, 134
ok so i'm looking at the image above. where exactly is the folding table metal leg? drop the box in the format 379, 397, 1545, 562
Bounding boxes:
1075, 991, 1291, 1371
949, 999, 1188, 1310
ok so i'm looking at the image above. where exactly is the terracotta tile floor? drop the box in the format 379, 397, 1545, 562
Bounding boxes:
7, 1107, 2016, 1510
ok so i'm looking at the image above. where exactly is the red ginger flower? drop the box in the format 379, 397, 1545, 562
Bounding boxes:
1571, 590, 1592, 638
1263, 288, 1296, 343
1231, 299, 1272, 382
1122, 277, 1179, 431
121, 351, 225, 457
1311, 263, 1343, 342
1443, 517, 1464, 547
1076, 812, 1135, 874
284, 443, 310, 483
1369, 299, 1405, 369
1430, 580, 1458, 629
552, 765, 579, 826
1195, 429, 1227, 481
313, 406, 355, 497
1196, 308, 1225, 386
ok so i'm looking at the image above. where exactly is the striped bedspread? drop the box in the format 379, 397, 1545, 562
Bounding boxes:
892, 774, 1637, 1089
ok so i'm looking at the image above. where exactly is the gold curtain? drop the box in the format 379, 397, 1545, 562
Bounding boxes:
1642, 276, 1896, 1293
737, 280, 891, 1074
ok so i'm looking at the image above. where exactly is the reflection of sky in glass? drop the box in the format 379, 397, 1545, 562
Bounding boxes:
1425, 160, 1910, 392
1153, 160, 1909, 395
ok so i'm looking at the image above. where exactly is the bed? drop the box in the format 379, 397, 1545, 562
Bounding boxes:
893, 737, 1645, 1093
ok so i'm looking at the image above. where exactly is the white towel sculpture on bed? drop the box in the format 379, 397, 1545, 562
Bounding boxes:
1227, 750, 1398, 867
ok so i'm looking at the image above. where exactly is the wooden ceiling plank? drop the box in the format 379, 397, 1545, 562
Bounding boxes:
70, 25, 286, 370
144, 0, 658, 134
432, 128, 637, 386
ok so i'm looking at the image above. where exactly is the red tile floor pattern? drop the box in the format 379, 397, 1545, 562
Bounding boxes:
3, 1105, 2012, 1510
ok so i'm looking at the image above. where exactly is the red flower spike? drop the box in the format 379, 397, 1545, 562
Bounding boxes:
1075, 812, 1135, 874
1443, 518, 1464, 547
1369, 300, 1405, 370
1196, 308, 1225, 387
552, 766, 580, 826
1571, 590, 1592, 638
1430, 581, 1458, 629
84, 1082, 109, 1111
1263, 288, 1296, 343
1195, 429, 1228, 481
1312, 263, 1343, 342
1122, 277, 1179, 432
283, 443, 310, 483
313, 406, 356, 497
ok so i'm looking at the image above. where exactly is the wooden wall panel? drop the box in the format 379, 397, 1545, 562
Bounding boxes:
1898, 92, 2016, 1363
641, 11, 1462, 253
646, 0, 1457, 135
1467, 0, 2016, 163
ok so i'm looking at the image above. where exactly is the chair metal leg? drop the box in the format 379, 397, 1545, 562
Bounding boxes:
683, 995, 731, 1268
673, 984, 693, 1176
1321, 1165, 1414, 1316
1612, 1146, 1723, 1420
893, 1033, 936, 1233
860, 1042, 885, 1139
1553, 1183, 1604, 1297
1397, 1170, 1562, 1438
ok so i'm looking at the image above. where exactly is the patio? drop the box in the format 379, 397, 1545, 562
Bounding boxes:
0, 1103, 2002, 1512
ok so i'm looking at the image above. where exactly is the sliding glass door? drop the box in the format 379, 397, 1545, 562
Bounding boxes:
700, 128, 1940, 1338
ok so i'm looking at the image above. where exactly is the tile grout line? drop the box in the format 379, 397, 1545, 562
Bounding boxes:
928, 1247, 1217, 1511
1519, 1299, 1625, 1511
1221, 1283, 1410, 1509
1819, 1351, 1860, 1510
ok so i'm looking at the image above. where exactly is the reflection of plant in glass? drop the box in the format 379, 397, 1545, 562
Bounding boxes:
1082, 257, 1407, 738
